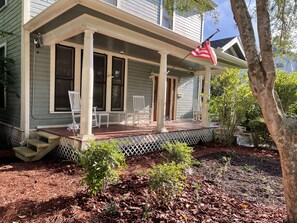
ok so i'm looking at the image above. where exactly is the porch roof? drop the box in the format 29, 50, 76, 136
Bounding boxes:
24, 0, 247, 70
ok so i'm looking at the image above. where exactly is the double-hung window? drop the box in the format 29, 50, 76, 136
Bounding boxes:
111, 57, 125, 111
55, 45, 75, 111
161, 1, 173, 30
103, 0, 117, 6
93, 53, 107, 111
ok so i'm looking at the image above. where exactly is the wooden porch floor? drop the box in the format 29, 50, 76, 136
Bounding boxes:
40, 120, 216, 141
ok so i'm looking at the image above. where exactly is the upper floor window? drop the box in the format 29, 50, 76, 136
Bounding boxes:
103, 0, 117, 6
0, 42, 6, 108
0, 0, 7, 11
161, 1, 173, 30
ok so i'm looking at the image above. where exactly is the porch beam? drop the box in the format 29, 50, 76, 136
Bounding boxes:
156, 51, 168, 133
42, 14, 213, 66
201, 66, 211, 127
80, 29, 95, 138
194, 69, 225, 76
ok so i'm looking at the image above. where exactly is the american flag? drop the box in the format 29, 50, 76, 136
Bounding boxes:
191, 41, 217, 66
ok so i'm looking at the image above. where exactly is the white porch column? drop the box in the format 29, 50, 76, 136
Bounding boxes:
156, 51, 168, 132
201, 66, 211, 127
197, 75, 204, 120
80, 29, 94, 138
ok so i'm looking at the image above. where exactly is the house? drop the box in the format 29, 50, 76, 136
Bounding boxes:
274, 56, 297, 73
0, 0, 247, 161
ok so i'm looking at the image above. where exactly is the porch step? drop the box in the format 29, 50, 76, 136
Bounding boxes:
14, 147, 38, 158
26, 139, 49, 150
13, 131, 60, 162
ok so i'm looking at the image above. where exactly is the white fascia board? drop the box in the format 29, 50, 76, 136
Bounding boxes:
24, 0, 199, 48
42, 14, 212, 67
215, 49, 247, 68
221, 37, 246, 58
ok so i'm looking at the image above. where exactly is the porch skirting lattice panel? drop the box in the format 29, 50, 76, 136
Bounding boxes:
54, 128, 214, 161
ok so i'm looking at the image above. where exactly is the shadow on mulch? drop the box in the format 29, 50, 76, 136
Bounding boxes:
197, 151, 282, 177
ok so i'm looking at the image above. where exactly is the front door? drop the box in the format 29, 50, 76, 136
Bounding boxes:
153, 76, 177, 121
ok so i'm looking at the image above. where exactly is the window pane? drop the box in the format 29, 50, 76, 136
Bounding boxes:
111, 57, 125, 111
93, 53, 107, 110
55, 45, 75, 111
162, 9, 173, 29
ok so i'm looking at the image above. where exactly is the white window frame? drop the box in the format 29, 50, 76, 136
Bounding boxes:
0, 42, 7, 109
50, 41, 128, 114
160, 0, 175, 30
0, 0, 7, 11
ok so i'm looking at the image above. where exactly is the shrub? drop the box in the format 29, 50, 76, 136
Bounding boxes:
148, 162, 186, 204
248, 118, 274, 147
162, 141, 196, 169
80, 140, 126, 196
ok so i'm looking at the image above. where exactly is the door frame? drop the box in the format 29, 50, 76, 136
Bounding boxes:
151, 72, 178, 121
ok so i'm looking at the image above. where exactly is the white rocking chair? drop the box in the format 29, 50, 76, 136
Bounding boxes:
67, 91, 98, 131
129, 95, 151, 124
193, 99, 202, 121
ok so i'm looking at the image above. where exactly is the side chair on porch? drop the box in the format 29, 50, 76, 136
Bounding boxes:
67, 91, 98, 131
127, 95, 151, 124
193, 99, 202, 121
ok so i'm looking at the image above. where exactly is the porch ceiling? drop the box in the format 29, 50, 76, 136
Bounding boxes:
67, 32, 205, 71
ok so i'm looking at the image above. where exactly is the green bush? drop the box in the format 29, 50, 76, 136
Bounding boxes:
149, 162, 186, 204
162, 141, 195, 169
80, 140, 126, 196
248, 119, 274, 147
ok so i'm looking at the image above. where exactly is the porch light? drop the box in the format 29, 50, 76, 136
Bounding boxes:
33, 33, 43, 48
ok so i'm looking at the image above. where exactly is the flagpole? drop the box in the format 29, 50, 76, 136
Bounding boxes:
167, 29, 220, 75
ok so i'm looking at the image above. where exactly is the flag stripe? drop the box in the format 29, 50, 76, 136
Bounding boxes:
191, 41, 217, 66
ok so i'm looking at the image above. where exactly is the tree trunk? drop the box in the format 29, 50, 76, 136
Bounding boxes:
230, 0, 297, 221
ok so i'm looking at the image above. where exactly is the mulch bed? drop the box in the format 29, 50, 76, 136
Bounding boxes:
0, 143, 286, 222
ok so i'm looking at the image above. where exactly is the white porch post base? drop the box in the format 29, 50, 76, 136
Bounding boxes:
156, 51, 168, 133
202, 66, 211, 127
80, 29, 94, 138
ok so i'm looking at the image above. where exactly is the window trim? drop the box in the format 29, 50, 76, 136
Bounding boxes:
50, 41, 128, 114
111, 56, 126, 111
0, 0, 7, 11
0, 42, 7, 109
54, 44, 75, 112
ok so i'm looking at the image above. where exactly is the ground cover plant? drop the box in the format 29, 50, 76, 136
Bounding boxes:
0, 143, 285, 222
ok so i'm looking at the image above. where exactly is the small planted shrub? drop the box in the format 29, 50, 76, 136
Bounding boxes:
162, 141, 200, 169
80, 140, 126, 196
148, 162, 186, 204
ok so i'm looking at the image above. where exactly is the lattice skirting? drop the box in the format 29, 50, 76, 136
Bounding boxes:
0, 124, 24, 147
54, 128, 214, 161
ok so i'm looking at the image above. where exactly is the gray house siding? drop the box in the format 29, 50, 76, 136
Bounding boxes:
29, 40, 72, 129
120, 0, 161, 24
126, 60, 154, 113
30, 0, 56, 18
175, 12, 202, 42
0, 0, 22, 127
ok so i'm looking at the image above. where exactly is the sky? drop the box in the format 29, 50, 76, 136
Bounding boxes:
203, 0, 257, 42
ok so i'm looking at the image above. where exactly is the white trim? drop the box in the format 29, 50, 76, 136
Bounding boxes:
0, 0, 7, 11
0, 42, 7, 57
221, 37, 245, 58
49, 42, 129, 114
49, 44, 55, 113
24, 0, 198, 48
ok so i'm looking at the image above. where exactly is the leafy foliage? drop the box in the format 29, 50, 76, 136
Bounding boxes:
79, 140, 126, 196
162, 141, 195, 169
248, 118, 274, 148
149, 162, 186, 204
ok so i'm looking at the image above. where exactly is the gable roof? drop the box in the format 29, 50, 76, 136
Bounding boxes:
211, 36, 246, 61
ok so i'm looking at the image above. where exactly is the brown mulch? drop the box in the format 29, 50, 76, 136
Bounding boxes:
0, 143, 286, 222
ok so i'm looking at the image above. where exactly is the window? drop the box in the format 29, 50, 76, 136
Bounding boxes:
0, 43, 6, 108
111, 57, 125, 111
161, 1, 173, 29
0, 0, 7, 11
55, 45, 75, 111
93, 53, 107, 111
103, 0, 117, 6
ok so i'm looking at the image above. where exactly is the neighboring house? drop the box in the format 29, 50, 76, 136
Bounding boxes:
211, 36, 246, 61
274, 56, 297, 73
0, 0, 247, 159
